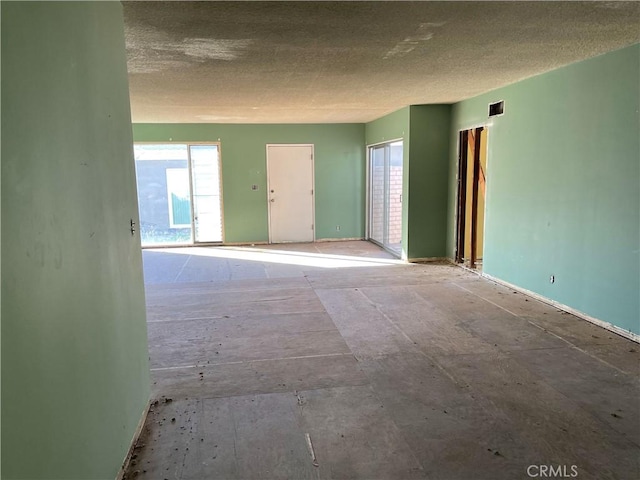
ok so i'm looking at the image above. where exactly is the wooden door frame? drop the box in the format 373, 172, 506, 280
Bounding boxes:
455, 130, 468, 263
455, 126, 485, 268
469, 127, 483, 268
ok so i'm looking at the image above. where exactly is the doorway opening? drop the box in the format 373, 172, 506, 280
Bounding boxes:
266, 144, 315, 244
455, 127, 488, 269
367, 140, 403, 257
134, 143, 224, 247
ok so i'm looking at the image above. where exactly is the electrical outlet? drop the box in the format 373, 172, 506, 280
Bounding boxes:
336, 225, 341, 231
550, 275, 555, 284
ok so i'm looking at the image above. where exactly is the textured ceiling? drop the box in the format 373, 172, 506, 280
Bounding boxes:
124, 1, 640, 123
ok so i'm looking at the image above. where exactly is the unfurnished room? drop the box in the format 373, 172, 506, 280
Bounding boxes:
1, 2, 639, 480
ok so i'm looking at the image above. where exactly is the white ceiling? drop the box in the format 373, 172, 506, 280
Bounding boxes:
124, 1, 640, 123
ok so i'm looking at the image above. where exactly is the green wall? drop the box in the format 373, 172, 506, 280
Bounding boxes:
449, 44, 640, 336
365, 106, 451, 260
364, 107, 410, 145
407, 105, 451, 260
1, 3, 150, 478
133, 124, 366, 242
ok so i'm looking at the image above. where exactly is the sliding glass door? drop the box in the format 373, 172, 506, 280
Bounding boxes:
368, 141, 403, 255
134, 143, 223, 246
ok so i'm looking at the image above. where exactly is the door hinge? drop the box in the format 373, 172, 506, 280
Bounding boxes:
311, 224, 314, 230
311, 189, 314, 195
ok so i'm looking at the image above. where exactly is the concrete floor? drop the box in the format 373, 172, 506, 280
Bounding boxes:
125, 241, 639, 480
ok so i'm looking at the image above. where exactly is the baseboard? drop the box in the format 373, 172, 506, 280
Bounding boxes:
223, 239, 365, 246
144, 239, 367, 248
314, 237, 364, 242
409, 256, 449, 263
115, 400, 151, 480
222, 241, 269, 246
473, 270, 640, 344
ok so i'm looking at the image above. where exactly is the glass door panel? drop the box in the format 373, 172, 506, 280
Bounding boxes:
134, 144, 193, 246
387, 141, 403, 254
189, 145, 223, 243
370, 146, 385, 245
368, 141, 403, 256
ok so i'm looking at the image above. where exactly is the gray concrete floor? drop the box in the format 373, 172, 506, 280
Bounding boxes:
125, 241, 639, 480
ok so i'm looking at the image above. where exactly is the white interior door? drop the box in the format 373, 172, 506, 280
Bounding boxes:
267, 145, 314, 243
